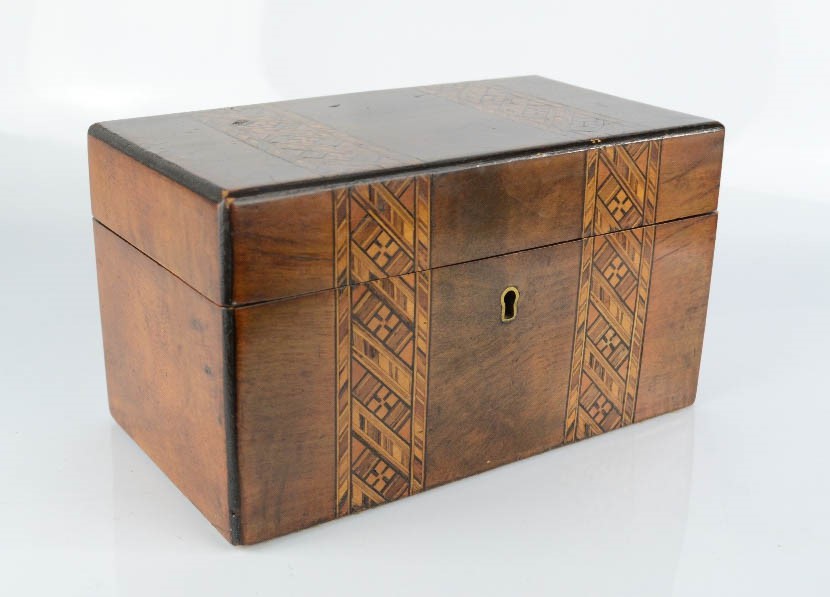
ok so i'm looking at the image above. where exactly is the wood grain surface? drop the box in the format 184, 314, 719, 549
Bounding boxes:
94, 222, 231, 540
234, 291, 336, 544
230, 191, 333, 305
636, 213, 718, 420
430, 151, 585, 268
88, 136, 224, 304
426, 239, 581, 486
657, 130, 724, 223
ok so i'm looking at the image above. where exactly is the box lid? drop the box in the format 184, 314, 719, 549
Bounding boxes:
88, 76, 723, 306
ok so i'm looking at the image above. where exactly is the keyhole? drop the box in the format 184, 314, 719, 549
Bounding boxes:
501, 286, 519, 323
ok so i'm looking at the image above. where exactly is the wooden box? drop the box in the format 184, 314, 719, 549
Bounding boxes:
88, 76, 723, 545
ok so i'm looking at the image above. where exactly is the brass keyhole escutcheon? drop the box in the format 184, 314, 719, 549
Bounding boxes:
501, 286, 520, 323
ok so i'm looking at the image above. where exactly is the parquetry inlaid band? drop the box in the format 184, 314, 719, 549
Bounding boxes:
192, 104, 415, 177
334, 176, 431, 515
419, 81, 626, 139
565, 140, 661, 441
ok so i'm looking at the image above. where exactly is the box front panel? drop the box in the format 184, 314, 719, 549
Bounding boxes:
235, 164, 717, 542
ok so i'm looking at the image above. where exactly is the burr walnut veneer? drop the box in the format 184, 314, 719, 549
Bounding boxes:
89, 76, 723, 545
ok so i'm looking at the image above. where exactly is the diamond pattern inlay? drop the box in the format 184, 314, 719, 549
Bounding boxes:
564, 140, 662, 442
335, 176, 431, 516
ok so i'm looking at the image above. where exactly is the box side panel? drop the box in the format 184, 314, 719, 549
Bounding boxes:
635, 213, 718, 420
93, 222, 231, 540
89, 135, 224, 304
657, 129, 724, 222
235, 291, 336, 544
231, 191, 334, 305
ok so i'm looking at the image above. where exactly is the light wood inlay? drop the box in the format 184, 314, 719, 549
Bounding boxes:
564, 141, 662, 441
335, 176, 432, 515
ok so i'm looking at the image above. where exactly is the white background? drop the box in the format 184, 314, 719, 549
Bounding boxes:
1, 1, 828, 595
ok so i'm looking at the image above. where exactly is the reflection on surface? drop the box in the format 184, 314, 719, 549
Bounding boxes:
111, 408, 693, 596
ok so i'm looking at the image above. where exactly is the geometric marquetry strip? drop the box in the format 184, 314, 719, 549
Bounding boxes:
583, 140, 661, 236
334, 176, 431, 515
564, 140, 661, 442
419, 81, 627, 140
192, 104, 412, 177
